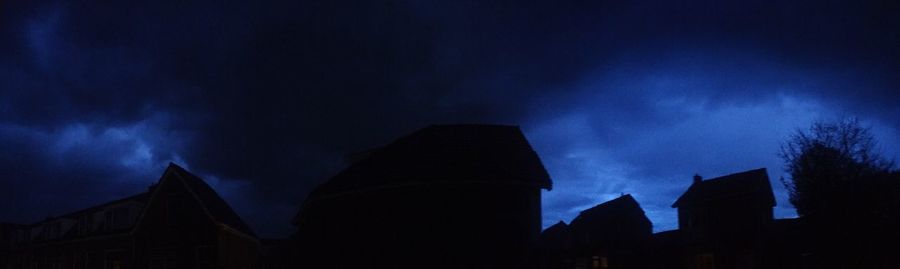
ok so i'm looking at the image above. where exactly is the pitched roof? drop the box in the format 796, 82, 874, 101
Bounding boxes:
52, 192, 151, 222
11, 191, 152, 242
671, 168, 775, 208
570, 194, 648, 227
3, 164, 256, 243
542, 221, 569, 236
168, 163, 256, 238
307, 124, 552, 199
650, 229, 683, 248
538, 221, 570, 249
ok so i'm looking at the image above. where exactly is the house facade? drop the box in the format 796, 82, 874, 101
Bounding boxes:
291, 124, 552, 269
0, 163, 260, 269
670, 169, 776, 269
539, 168, 816, 269
538, 195, 652, 269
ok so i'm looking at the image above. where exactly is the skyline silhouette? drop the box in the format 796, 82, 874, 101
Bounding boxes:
5, 124, 894, 268
2, 0, 900, 240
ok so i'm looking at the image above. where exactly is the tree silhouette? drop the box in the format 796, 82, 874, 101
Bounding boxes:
780, 118, 898, 268
780, 118, 893, 217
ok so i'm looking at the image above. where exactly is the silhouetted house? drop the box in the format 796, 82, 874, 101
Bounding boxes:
536, 221, 571, 269
0, 163, 260, 269
292, 124, 552, 269
647, 230, 686, 269
670, 168, 775, 269
539, 195, 652, 269
570, 195, 652, 269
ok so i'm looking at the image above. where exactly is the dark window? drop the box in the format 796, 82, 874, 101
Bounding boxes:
165, 194, 179, 226
45, 222, 61, 239
196, 245, 216, 264
105, 207, 129, 230
149, 249, 177, 269
78, 214, 92, 235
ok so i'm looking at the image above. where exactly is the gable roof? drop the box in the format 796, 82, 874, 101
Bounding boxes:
671, 168, 776, 208
538, 221, 570, 249
5, 164, 256, 244
570, 194, 648, 227
39, 192, 151, 225
543, 221, 569, 234
307, 124, 552, 199
167, 163, 256, 238
7, 191, 153, 243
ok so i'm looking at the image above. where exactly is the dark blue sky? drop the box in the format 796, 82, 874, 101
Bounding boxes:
1, 0, 899, 237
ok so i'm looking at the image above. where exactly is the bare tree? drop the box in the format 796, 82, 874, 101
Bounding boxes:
780, 118, 894, 217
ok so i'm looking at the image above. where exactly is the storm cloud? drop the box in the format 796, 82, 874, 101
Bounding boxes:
1, 0, 899, 237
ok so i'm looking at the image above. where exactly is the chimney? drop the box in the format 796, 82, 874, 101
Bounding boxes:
693, 174, 702, 184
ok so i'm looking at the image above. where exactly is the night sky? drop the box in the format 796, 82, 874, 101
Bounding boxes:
2, 1, 899, 238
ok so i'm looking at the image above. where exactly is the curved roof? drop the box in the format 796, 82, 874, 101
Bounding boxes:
307, 124, 552, 199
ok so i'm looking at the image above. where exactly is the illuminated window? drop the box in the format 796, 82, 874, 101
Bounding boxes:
591, 256, 608, 269
105, 250, 126, 269
694, 253, 714, 269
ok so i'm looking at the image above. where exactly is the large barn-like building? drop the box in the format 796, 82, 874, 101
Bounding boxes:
537, 194, 653, 269
291, 124, 552, 269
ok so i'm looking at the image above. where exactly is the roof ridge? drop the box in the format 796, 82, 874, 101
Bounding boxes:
28, 191, 151, 226
672, 168, 774, 208
167, 163, 257, 238
701, 167, 767, 183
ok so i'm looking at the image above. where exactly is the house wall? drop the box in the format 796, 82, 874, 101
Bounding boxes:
677, 197, 774, 269
133, 173, 227, 269
217, 227, 260, 269
678, 198, 772, 240
294, 181, 542, 269
3, 235, 133, 269
1, 170, 260, 269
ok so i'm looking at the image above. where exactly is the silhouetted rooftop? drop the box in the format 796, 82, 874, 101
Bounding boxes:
33, 192, 151, 227
538, 221, 570, 250
168, 163, 256, 237
5, 164, 255, 242
7, 192, 152, 241
672, 168, 775, 208
542, 221, 569, 235
650, 229, 683, 248
570, 194, 648, 228
307, 124, 552, 199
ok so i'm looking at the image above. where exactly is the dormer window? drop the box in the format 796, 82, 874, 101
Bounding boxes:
78, 214, 92, 235
44, 222, 61, 239
105, 207, 130, 230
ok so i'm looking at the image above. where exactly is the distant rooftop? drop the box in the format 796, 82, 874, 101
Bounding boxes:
672, 168, 775, 208
570, 194, 647, 227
